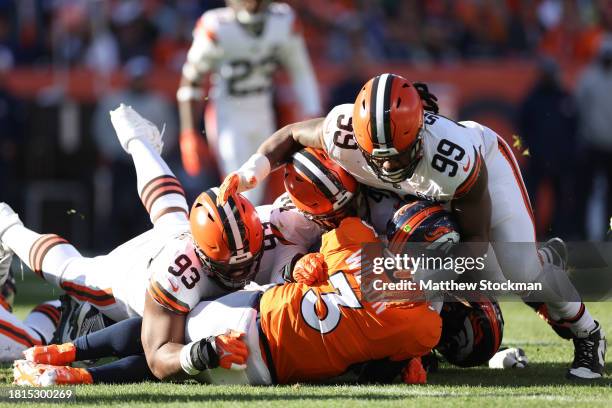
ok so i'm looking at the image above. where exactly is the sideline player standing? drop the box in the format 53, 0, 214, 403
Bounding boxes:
177, 0, 321, 204
218, 73, 606, 380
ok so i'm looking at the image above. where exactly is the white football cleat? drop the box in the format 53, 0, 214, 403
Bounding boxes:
0, 246, 12, 287
0, 202, 22, 240
489, 347, 529, 369
109, 104, 164, 154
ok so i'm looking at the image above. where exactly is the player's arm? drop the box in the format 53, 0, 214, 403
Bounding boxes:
177, 14, 219, 176
276, 12, 321, 118
217, 118, 324, 203
451, 163, 491, 243
141, 292, 187, 381
110, 105, 189, 227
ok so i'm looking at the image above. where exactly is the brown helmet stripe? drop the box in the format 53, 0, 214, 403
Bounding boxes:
369, 75, 381, 146
382, 74, 394, 146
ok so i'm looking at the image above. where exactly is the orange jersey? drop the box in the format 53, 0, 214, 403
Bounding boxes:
259, 217, 441, 384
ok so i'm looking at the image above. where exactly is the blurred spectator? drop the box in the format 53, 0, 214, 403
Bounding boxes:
0, 48, 24, 209
111, 0, 158, 63
518, 58, 578, 238
575, 37, 612, 239
92, 56, 177, 248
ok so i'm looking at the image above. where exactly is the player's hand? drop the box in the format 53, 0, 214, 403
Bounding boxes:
217, 153, 271, 205
180, 129, 208, 176
401, 357, 427, 384
214, 330, 248, 370
488, 347, 528, 369
293, 253, 328, 285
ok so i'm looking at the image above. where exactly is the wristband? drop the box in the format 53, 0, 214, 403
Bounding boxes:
180, 341, 201, 375
240, 153, 271, 185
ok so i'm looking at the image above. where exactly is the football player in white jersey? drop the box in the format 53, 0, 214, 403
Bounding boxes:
0, 105, 313, 381
177, 0, 321, 205
218, 73, 606, 380
273, 147, 405, 250
0, 254, 61, 361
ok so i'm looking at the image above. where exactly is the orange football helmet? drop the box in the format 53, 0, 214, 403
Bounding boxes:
190, 188, 264, 289
284, 148, 358, 230
353, 73, 424, 183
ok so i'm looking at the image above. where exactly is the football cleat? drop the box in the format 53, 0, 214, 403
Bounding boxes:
52, 296, 107, 346
109, 104, 164, 154
539, 237, 568, 270
24, 343, 76, 366
0, 202, 22, 240
567, 321, 606, 380
0, 243, 13, 288
13, 360, 92, 386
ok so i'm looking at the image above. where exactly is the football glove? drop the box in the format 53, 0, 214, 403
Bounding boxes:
180, 128, 209, 176
488, 347, 528, 369
293, 253, 328, 285
217, 153, 270, 205
401, 357, 427, 384
184, 329, 248, 374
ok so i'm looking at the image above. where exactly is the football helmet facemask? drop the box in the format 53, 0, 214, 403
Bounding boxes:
353, 73, 425, 184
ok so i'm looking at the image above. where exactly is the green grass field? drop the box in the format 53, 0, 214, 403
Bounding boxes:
0, 273, 611, 407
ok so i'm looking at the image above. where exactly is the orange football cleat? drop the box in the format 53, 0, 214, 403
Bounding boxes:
23, 343, 76, 365
13, 360, 93, 386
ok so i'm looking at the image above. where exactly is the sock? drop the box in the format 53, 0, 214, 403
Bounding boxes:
73, 316, 143, 361
88, 354, 157, 384
2, 224, 79, 286
546, 302, 597, 338
128, 139, 188, 224
24, 300, 62, 344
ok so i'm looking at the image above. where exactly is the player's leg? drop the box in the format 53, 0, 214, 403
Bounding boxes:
24, 301, 62, 345
26, 316, 144, 364
110, 105, 190, 229
18, 317, 156, 385
0, 302, 59, 362
0, 204, 137, 321
210, 106, 272, 205
185, 290, 273, 385
489, 137, 604, 379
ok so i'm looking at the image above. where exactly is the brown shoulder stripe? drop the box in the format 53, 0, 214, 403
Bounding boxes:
454, 147, 483, 199
148, 281, 190, 315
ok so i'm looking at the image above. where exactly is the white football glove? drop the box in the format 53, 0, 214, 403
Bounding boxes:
109, 104, 164, 154
488, 347, 528, 369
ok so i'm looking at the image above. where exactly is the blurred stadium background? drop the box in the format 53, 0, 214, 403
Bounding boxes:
0, 0, 611, 255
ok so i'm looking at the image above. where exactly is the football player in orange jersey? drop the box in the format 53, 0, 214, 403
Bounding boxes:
219, 73, 606, 380
18, 215, 441, 386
